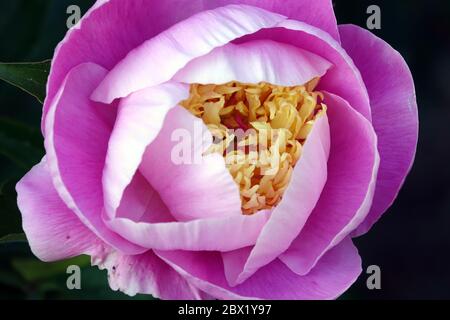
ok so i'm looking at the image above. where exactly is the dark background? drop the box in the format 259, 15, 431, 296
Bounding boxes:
0, 0, 449, 299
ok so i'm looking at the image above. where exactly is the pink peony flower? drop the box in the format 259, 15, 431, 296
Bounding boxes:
16, 0, 418, 299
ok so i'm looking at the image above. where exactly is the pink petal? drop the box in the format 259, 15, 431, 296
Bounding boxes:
115, 172, 173, 223
279, 92, 379, 275
139, 106, 242, 221
102, 83, 189, 220
92, 246, 201, 299
106, 210, 270, 252
237, 19, 372, 121
222, 112, 331, 286
156, 237, 362, 300
338, 25, 419, 236
202, 0, 340, 42
44, 62, 145, 255
174, 39, 332, 85
91, 4, 287, 104
16, 158, 98, 262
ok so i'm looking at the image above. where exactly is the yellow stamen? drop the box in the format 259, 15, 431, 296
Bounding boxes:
180, 79, 327, 215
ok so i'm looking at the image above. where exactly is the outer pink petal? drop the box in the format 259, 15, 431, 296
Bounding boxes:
202, 0, 340, 42
222, 112, 331, 286
156, 237, 362, 300
91, 246, 201, 299
338, 25, 419, 236
91, 4, 287, 104
237, 20, 372, 121
44, 62, 145, 255
16, 158, 98, 262
102, 83, 189, 220
279, 92, 379, 275
174, 39, 332, 85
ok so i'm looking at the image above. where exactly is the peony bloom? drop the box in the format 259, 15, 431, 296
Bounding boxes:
16, 0, 418, 299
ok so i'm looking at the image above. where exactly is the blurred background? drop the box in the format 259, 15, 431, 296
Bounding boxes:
0, 0, 449, 299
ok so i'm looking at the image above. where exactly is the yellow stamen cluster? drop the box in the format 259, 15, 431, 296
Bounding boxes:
180, 79, 327, 215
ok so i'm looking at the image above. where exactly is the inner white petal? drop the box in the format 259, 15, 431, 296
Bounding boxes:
173, 39, 333, 86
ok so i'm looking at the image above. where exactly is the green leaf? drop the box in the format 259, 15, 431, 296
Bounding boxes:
0, 117, 42, 148
0, 233, 27, 244
0, 269, 26, 290
0, 60, 51, 103
12, 255, 91, 282
0, 179, 24, 238
0, 117, 44, 170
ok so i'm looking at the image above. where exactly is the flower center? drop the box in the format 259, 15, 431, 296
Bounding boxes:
180, 79, 327, 215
